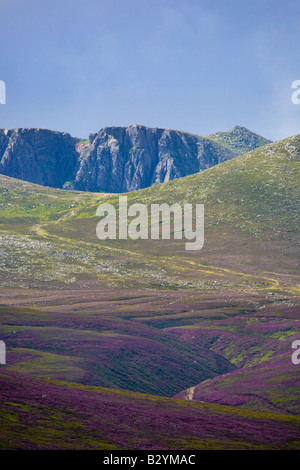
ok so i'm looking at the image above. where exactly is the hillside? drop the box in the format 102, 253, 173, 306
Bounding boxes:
0, 133, 299, 449
0, 371, 299, 450
0, 133, 298, 290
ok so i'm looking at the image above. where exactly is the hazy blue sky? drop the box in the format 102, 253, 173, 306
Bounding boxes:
0, 0, 300, 140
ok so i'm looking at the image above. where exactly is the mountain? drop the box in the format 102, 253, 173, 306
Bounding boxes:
0, 133, 299, 449
0, 124, 271, 193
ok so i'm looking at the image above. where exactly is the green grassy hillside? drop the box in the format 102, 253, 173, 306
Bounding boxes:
0, 134, 298, 292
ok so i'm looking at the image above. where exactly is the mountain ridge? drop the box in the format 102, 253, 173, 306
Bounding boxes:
0, 124, 271, 193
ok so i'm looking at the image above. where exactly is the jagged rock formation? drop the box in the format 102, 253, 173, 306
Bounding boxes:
73, 125, 239, 193
0, 125, 271, 193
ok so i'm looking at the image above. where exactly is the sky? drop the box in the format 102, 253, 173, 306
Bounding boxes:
0, 0, 300, 141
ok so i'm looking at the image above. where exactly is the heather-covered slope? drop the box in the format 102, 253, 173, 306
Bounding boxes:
0, 371, 299, 450
174, 355, 300, 415
0, 298, 234, 396
171, 301, 300, 414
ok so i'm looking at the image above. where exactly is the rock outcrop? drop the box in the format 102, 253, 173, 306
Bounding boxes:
73, 125, 239, 193
0, 125, 271, 193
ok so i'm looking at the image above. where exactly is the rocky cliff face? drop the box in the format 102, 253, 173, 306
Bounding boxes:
0, 125, 271, 193
73, 125, 239, 193
0, 128, 78, 188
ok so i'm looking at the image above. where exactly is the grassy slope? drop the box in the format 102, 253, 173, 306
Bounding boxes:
206, 125, 272, 156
